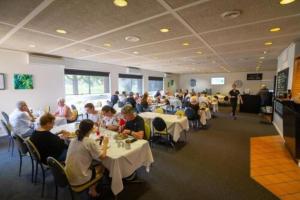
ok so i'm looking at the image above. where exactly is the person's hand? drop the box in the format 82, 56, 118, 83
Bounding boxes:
122, 129, 131, 135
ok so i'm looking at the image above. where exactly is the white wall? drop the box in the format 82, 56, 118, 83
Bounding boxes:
0, 49, 165, 136
178, 71, 276, 95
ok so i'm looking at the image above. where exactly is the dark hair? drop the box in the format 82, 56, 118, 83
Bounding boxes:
115, 91, 119, 95
40, 113, 55, 126
77, 119, 94, 141
84, 103, 95, 109
101, 105, 116, 114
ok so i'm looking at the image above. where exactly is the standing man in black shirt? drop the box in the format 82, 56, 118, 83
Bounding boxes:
120, 104, 145, 139
229, 84, 243, 120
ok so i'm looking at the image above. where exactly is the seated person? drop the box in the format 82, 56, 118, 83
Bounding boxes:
118, 91, 127, 104
120, 104, 145, 139
125, 92, 136, 108
65, 119, 109, 198
188, 96, 207, 128
101, 105, 119, 131
30, 113, 68, 164
54, 98, 73, 121
110, 91, 119, 107
140, 92, 150, 111
9, 101, 35, 137
84, 103, 100, 125
154, 90, 161, 98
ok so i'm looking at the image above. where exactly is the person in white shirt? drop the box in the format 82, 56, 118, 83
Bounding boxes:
84, 103, 100, 125
65, 119, 108, 198
100, 105, 119, 131
54, 98, 73, 121
9, 101, 35, 137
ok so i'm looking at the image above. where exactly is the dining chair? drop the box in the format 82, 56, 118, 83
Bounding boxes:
1, 111, 10, 124
184, 107, 199, 128
47, 157, 104, 200
144, 122, 152, 146
24, 138, 48, 197
1, 119, 14, 156
68, 105, 79, 123
152, 117, 174, 148
14, 134, 34, 181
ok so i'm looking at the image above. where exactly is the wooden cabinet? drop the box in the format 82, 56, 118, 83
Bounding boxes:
292, 58, 300, 97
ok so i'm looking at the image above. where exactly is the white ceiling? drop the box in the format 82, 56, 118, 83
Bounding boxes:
0, 0, 299, 74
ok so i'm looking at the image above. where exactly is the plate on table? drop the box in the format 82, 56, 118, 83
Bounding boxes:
114, 134, 128, 140
58, 131, 77, 139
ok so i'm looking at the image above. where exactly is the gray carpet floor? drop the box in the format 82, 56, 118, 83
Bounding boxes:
0, 107, 279, 200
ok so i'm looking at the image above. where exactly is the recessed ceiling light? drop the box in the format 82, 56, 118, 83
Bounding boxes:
196, 51, 202, 54
103, 43, 112, 47
263, 51, 268, 54
182, 42, 189, 46
28, 44, 35, 48
221, 10, 242, 19
280, 0, 295, 5
259, 56, 265, 59
270, 27, 281, 32
125, 36, 140, 42
113, 0, 128, 7
160, 28, 170, 33
56, 29, 67, 34
259, 61, 263, 63
264, 41, 273, 46
133, 51, 139, 54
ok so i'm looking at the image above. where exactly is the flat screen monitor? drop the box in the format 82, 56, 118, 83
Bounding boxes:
211, 77, 225, 85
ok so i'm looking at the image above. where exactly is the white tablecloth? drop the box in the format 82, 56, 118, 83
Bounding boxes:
51, 124, 154, 195
139, 112, 189, 142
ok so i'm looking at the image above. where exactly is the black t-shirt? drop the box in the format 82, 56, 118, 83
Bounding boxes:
125, 115, 145, 137
30, 130, 67, 164
229, 89, 240, 103
126, 97, 136, 108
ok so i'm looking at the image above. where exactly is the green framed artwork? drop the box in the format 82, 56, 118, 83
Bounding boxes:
14, 74, 33, 89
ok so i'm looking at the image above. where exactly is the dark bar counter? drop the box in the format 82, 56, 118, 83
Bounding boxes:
240, 95, 260, 113
280, 99, 300, 162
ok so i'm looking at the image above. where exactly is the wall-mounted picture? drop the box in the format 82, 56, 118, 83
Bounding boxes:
14, 74, 33, 89
0, 73, 5, 90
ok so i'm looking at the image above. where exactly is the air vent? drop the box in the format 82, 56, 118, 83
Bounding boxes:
126, 67, 141, 74
221, 10, 241, 19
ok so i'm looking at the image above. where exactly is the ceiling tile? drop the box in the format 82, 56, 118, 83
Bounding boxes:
0, 23, 13, 39
25, 0, 166, 40
0, 0, 43, 25
120, 36, 205, 55
51, 43, 108, 58
178, 0, 300, 33
88, 52, 133, 63
84, 14, 191, 50
213, 34, 298, 54
201, 15, 300, 46
164, 0, 200, 9
0, 29, 73, 53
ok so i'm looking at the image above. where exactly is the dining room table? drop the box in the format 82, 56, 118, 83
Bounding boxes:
51, 123, 154, 196
138, 112, 189, 142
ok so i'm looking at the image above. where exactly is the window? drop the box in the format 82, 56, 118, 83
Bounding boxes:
148, 76, 164, 95
211, 77, 225, 85
118, 74, 143, 94
64, 69, 110, 113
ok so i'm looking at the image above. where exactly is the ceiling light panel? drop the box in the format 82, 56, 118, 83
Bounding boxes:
24, 0, 166, 40
84, 14, 191, 50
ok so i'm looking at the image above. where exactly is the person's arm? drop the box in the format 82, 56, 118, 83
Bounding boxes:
239, 94, 243, 104
122, 129, 144, 139
63, 106, 70, 118
89, 137, 109, 160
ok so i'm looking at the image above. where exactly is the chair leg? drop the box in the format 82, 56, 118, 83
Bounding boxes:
30, 156, 34, 183
8, 137, 11, 152
35, 161, 39, 184
69, 188, 74, 200
41, 164, 45, 197
55, 184, 58, 200
18, 153, 22, 176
